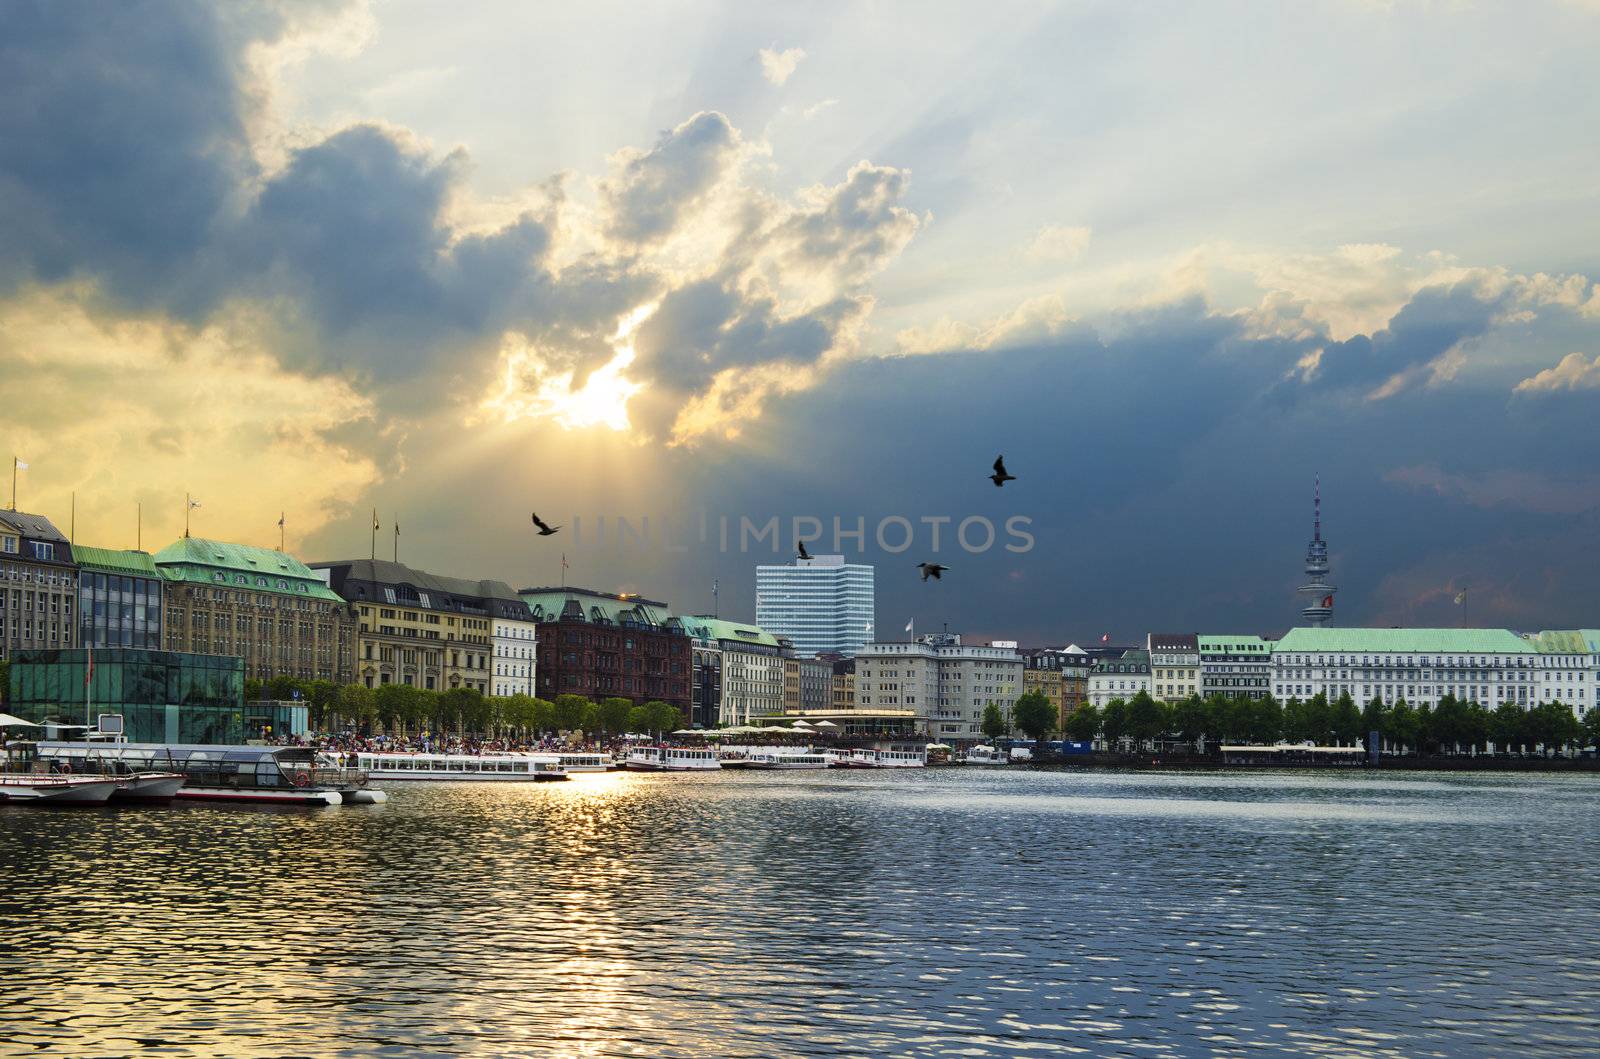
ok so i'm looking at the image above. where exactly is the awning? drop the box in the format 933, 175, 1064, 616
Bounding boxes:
0, 713, 41, 727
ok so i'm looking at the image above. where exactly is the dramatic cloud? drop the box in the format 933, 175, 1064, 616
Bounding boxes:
1026, 225, 1092, 263
600, 112, 745, 245
758, 46, 806, 85
1514, 352, 1600, 393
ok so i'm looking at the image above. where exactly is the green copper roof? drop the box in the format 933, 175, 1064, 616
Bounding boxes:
1273, 627, 1534, 655
519, 588, 673, 627
1199, 635, 1272, 653
154, 537, 343, 601
1524, 630, 1600, 654
682, 615, 781, 648
72, 546, 160, 577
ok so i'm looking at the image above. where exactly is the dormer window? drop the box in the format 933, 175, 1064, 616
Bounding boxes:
32, 541, 54, 561
1, 535, 16, 554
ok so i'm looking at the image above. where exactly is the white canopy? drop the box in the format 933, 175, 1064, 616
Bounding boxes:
0, 713, 40, 727
813, 720, 839, 728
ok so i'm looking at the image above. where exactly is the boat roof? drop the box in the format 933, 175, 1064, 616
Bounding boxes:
39, 741, 311, 761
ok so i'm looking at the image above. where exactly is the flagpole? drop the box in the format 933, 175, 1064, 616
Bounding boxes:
185, 492, 191, 538
280, 512, 285, 552
70, 491, 75, 544
393, 516, 399, 562
137, 502, 142, 551
10, 457, 16, 511
370, 509, 377, 561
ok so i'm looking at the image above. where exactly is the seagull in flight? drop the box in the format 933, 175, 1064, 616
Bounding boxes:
531, 512, 561, 536
797, 541, 812, 561
990, 455, 1016, 488
917, 562, 948, 582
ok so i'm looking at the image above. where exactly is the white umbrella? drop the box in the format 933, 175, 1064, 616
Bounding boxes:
813, 720, 839, 728
0, 713, 40, 727
791, 719, 814, 727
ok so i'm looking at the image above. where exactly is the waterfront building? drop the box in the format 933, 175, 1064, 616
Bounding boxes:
798, 656, 832, 713
74, 546, 163, 650
855, 633, 1024, 741
314, 559, 511, 692
160, 539, 356, 684
1021, 649, 1066, 726
521, 587, 691, 708
1059, 645, 1090, 722
1521, 630, 1599, 720
490, 602, 538, 698
1297, 478, 1336, 625
0, 510, 76, 659
7, 647, 245, 743
1270, 627, 1536, 709
691, 640, 722, 729
1199, 634, 1273, 700
831, 657, 856, 708
684, 616, 787, 724
1148, 633, 1200, 702
755, 554, 875, 658
1087, 649, 1151, 707
783, 655, 801, 713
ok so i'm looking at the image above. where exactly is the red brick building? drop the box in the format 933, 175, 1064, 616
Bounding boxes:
519, 588, 691, 708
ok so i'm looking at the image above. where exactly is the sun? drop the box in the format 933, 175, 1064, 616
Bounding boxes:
480, 303, 656, 431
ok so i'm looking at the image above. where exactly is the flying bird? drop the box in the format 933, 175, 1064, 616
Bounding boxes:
531, 512, 561, 536
797, 541, 812, 561
917, 562, 948, 581
989, 455, 1016, 487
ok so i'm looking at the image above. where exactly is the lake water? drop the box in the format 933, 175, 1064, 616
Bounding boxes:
2, 767, 1597, 1057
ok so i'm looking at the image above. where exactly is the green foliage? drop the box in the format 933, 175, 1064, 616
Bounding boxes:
1330, 693, 1362, 745
529, 697, 555, 734
1490, 700, 1526, 754
980, 702, 1008, 740
1011, 690, 1056, 743
243, 677, 264, 702
1387, 699, 1419, 751
1063, 703, 1100, 742
1172, 695, 1209, 748
1100, 698, 1129, 746
338, 683, 377, 729
1583, 706, 1600, 749
595, 697, 634, 737
552, 694, 592, 732
642, 700, 683, 735
374, 683, 425, 735
1124, 690, 1168, 746
1248, 697, 1282, 743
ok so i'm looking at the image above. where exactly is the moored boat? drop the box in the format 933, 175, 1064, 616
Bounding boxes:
843, 748, 928, 769
0, 774, 122, 805
746, 750, 830, 770
110, 773, 187, 801
37, 742, 350, 806
957, 744, 1009, 766
623, 746, 721, 772
356, 751, 567, 782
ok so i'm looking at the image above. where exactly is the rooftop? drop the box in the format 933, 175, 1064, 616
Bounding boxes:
1273, 627, 1534, 655
683, 615, 782, 648
1523, 630, 1600, 654
520, 587, 674, 627
158, 538, 343, 601
72, 546, 159, 577
317, 558, 524, 604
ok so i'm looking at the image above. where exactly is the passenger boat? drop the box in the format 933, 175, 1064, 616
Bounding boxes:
356, 751, 568, 782
542, 752, 612, 774
745, 750, 830, 770
958, 744, 1009, 766
843, 748, 928, 769
622, 746, 721, 772
37, 742, 354, 806
0, 773, 123, 805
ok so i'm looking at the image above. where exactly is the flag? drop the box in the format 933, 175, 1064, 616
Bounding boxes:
905, 620, 913, 633
372, 510, 380, 531
14, 459, 27, 471
1322, 594, 1334, 608
1453, 590, 1467, 605
189, 498, 201, 509
394, 521, 400, 536
277, 513, 285, 528
561, 553, 569, 571
1101, 633, 1110, 644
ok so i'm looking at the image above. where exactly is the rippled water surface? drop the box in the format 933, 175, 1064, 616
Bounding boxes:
3, 767, 1598, 1057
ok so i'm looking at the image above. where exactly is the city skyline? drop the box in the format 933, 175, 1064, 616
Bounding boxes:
3, 2, 1599, 644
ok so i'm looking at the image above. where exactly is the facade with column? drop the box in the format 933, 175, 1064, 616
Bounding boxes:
313, 558, 508, 692
684, 616, 788, 724
0, 510, 77, 660
1270, 627, 1537, 709
157, 538, 357, 684
691, 640, 723, 729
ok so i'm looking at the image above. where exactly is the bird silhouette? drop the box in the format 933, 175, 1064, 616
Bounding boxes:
531, 512, 561, 536
917, 562, 948, 581
990, 455, 1016, 487
797, 541, 812, 561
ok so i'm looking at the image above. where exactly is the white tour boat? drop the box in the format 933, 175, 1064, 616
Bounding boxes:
544, 752, 612, 774
623, 746, 722, 772
745, 750, 831, 770
38, 742, 352, 806
958, 744, 1010, 766
843, 748, 928, 769
357, 751, 568, 782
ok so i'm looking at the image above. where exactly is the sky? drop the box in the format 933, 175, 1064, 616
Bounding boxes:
2, 0, 1599, 645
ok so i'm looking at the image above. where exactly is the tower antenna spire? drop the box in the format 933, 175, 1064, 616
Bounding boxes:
1297, 476, 1335, 626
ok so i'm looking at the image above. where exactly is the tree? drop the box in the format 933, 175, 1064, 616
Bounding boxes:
439, 687, 488, 735
643, 700, 683, 736
1491, 701, 1526, 755
243, 677, 264, 702
1248, 696, 1282, 744
1583, 705, 1600, 751
1361, 696, 1386, 741
1330, 693, 1362, 746
595, 697, 634, 738
1011, 690, 1056, 745
338, 683, 377, 733
265, 675, 301, 701
1125, 691, 1169, 749
552, 694, 592, 733
374, 683, 423, 737
1064, 703, 1100, 742
980, 702, 1008, 741
1100, 698, 1130, 748
1281, 697, 1309, 742
529, 697, 555, 735
1387, 699, 1418, 754
1173, 695, 1210, 752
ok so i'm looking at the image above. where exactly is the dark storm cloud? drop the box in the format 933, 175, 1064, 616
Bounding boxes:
0, 0, 255, 305
1296, 280, 1502, 395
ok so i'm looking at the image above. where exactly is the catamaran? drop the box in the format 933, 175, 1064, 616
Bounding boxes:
36, 742, 365, 807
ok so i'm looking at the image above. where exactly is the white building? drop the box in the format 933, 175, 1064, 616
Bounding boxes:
1270, 628, 1539, 709
1522, 630, 1599, 722
489, 593, 538, 698
1199, 634, 1273, 701
1087, 649, 1151, 707
855, 634, 1023, 741
1148, 633, 1200, 702
755, 555, 875, 658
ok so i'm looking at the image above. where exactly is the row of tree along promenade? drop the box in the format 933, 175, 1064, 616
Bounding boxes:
988, 689, 1600, 767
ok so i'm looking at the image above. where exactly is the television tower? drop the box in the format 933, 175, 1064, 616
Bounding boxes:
1297, 476, 1335, 625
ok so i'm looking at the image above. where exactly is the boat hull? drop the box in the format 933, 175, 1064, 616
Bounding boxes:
368, 773, 565, 782
176, 786, 342, 806
111, 774, 187, 801
0, 777, 122, 804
